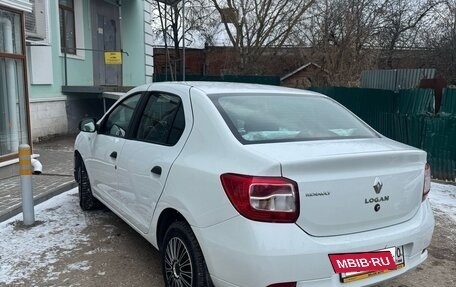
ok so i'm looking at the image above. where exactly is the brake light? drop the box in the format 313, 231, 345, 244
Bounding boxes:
220, 173, 299, 223
423, 163, 431, 201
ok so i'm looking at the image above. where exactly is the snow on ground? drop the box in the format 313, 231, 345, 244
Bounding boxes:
429, 182, 456, 222
0, 183, 455, 285
0, 188, 90, 285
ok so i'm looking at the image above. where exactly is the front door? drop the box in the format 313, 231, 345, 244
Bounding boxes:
92, 0, 121, 86
86, 93, 142, 212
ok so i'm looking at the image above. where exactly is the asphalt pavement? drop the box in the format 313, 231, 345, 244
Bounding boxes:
0, 135, 77, 222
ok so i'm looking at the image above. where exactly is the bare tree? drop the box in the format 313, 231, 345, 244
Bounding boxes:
296, 0, 443, 84
297, 0, 388, 85
152, 0, 218, 78
153, 2, 180, 79
378, 0, 442, 68
149, 0, 454, 85
422, 0, 456, 84
208, 0, 317, 74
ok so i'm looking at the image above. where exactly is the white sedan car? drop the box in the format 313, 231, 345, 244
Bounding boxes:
74, 82, 434, 287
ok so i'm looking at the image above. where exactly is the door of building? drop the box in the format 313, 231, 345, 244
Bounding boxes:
92, 0, 121, 86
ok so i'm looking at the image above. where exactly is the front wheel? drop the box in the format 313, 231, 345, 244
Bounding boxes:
77, 160, 101, 210
161, 221, 213, 287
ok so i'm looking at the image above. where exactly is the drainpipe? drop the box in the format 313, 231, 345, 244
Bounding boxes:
1, 55, 7, 138
117, 0, 123, 86
182, 0, 185, 81
0, 17, 19, 153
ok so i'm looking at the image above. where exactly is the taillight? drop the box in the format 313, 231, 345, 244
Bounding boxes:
220, 173, 299, 223
423, 163, 431, 201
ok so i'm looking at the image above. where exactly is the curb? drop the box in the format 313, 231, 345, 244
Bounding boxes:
0, 180, 78, 223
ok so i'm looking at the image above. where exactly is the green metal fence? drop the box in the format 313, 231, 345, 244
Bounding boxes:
440, 88, 456, 115
310, 87, 456, 181
422, 117, 456, 180
397, 89, 434, 115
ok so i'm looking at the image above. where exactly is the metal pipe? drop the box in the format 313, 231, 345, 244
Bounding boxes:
182, 0, 185, 81
118, 0, 123, 86
164, 4, 169, 81
0, 17, 19, 153
31, 158, 42, 175
64, 48, 68, 86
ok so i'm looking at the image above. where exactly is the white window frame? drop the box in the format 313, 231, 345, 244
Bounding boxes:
57, 0, 85, 59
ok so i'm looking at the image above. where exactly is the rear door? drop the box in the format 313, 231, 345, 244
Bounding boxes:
116, 90, 192, 233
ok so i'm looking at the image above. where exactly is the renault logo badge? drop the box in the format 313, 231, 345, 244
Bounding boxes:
373, 177, 383, 194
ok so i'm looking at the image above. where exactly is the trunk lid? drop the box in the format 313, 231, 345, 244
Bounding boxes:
245, 138, 426, 236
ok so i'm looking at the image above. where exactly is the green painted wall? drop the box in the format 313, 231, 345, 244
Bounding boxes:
28, 0, 146, 99
121, 0, 146, 86
28, 0, 94, 99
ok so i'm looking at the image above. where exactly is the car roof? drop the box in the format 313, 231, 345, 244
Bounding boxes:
153, 81, 325, 98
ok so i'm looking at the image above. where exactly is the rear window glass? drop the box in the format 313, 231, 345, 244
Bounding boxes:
213, 94, 378, 144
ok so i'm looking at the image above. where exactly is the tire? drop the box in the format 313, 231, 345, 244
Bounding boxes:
77, 161, 101, 210
161, 221, 214, 287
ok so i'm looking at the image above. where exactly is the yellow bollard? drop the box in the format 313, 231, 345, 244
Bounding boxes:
19, 144, 35, 225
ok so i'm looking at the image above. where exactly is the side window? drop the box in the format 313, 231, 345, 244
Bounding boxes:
136, 93, 185, 145
59, 0, 76, 54
101, 93, 142, 138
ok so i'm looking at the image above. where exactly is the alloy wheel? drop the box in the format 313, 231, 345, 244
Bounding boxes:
164, 237, 193, 287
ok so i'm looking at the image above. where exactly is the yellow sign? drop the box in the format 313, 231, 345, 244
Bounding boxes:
104, 52, 122, 65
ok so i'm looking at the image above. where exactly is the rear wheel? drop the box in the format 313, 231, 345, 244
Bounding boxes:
77, 161, 101, 210
161, 221, 213, 287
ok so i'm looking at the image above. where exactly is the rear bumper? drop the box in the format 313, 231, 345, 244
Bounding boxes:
193, 200, 434, 287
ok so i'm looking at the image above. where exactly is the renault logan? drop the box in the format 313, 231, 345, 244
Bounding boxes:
74, 82, 434, 287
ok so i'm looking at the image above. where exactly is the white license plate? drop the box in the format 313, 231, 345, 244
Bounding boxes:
340, 246, 405, 283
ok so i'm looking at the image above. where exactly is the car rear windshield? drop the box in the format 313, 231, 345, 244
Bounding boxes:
213, 94, 378, 144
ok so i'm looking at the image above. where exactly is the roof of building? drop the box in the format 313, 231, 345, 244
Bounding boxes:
280, 62, 329, 81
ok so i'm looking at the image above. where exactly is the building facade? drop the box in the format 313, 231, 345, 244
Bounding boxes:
1, 0, 154, 174
280, 63, 330, 89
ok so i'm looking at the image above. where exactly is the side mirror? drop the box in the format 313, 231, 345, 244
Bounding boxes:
79, 118, 97, 133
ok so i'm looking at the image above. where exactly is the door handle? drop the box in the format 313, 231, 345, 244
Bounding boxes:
151, 166, 162, 175
110, 151, 117, 159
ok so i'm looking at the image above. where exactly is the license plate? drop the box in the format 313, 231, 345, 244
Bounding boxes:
329, 246, 405, 283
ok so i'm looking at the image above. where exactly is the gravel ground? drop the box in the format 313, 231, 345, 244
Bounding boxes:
378, 212, 456, 287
